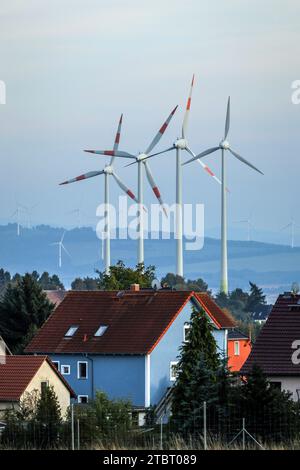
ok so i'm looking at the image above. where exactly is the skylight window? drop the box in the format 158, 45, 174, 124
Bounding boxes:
65, 325, 79, 337
94, 325, 108, 337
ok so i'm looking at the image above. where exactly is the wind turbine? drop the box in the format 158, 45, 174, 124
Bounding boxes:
11, 204, 27, 236
85, 106, 178, 266
129, 76, 223, 276
183, 97, 263, 294
50, 231, 70, 268
234, 215, 254, 242
281, 218, 300, 248
59, 115, 138, 275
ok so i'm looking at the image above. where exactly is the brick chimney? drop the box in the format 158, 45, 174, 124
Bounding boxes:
130, 283, 140, 292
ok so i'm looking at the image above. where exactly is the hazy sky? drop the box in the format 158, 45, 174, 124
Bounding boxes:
1, 0, 300, 239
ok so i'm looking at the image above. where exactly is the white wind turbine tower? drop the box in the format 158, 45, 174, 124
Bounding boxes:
50, 231, 71, 268
183, 97, 263, 294
60, 115, 138, 274
134, 76, 223, 276
85, 107, 178, 266
281, 218, 300, 248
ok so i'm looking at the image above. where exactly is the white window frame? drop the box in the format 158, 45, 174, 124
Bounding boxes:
77, 361, 88, 379
183, 323, 191, 342
52, 361, 60, 371
78, 395, 89, 404
170, 361, 179, 382
94, 325, 108, 337
65, 325, 79, 337
61, 364, 71, 375
234, 341, 240, 356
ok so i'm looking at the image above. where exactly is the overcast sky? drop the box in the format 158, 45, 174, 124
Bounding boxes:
0, 0, 300, 239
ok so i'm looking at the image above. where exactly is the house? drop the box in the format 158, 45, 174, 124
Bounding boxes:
25, 287, 236, 410
242, 292, 300, 401
251, 304, 272, 324
0, 355, 76, 417
227, 329, 251, 372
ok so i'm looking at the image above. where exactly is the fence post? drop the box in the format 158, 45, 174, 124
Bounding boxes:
242, 418, 245, 450
77, 419, 80, 450
71, 403, 75, 451
203, 401, 207, 450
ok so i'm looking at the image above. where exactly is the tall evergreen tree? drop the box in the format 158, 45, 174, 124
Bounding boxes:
171, 307, 220, 430
0, 273, 54, 352
246, 282, 266, 313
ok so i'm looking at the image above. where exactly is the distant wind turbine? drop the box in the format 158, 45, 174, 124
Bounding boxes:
50, 231, 71, 268
281, 218, 300, 248
234, 215, 254, 242
11, 204, 27, 236
183, 97, 264, 294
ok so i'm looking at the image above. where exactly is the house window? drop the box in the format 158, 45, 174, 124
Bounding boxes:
41, 381, 49, 397
52, 361, 60, 371
183, 323, 191, 342
77, 361, 88, 379
234, 341, 240, 356
94, 325, 108, 337
61, 365, 71, 375
78, 395, 89, 404
65, 325, 79, 337
170, 361, 179, 382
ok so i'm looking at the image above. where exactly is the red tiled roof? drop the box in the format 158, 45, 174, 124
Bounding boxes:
25, 290, 235, 355
195, 293, 236, 329
242, 293, 300, 376
0, 356, 75, 401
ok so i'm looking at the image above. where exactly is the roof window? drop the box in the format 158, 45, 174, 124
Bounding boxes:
65, 325, 79, 337
94, 325, 108, 337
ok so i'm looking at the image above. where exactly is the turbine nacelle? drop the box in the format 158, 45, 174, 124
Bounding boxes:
174, 138, 188, 150
137, 153, 148, 162
104, 165, 113, 175
220, 140, 230, 150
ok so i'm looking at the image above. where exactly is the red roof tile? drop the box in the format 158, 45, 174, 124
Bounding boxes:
25, 290, 235, 355
0, 356, 75, 401
242, 293, 300, 376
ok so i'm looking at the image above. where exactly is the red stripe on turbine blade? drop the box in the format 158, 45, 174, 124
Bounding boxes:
153, 187, 161, 198
159, 122, 168, 134
186, 97, 191, 110
204, 166, 214, 177
104, 150, 114, 156
115, 133, 120, 144
127, 190, 136, 200
76, 175, 86, 181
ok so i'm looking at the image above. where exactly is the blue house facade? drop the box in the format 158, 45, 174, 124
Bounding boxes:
26, 289, 235, 408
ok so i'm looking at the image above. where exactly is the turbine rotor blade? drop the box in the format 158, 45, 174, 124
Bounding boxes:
182, 147, 220, 166
182, 74, 195, 139
61, 243, 71, 258
112, 171, 138, 203
124, 146, 176, 168
84, 149, 136, 159
143, 161, 167, 216
59, 170, 104, 185
185, 147, 222, 185
228, 148, 264, 175
111, 113, 123, 165
145, 105, 178, 155
224, 96, 230, 139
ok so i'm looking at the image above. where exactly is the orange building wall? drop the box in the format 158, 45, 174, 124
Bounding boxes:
228, 339, 252, 372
